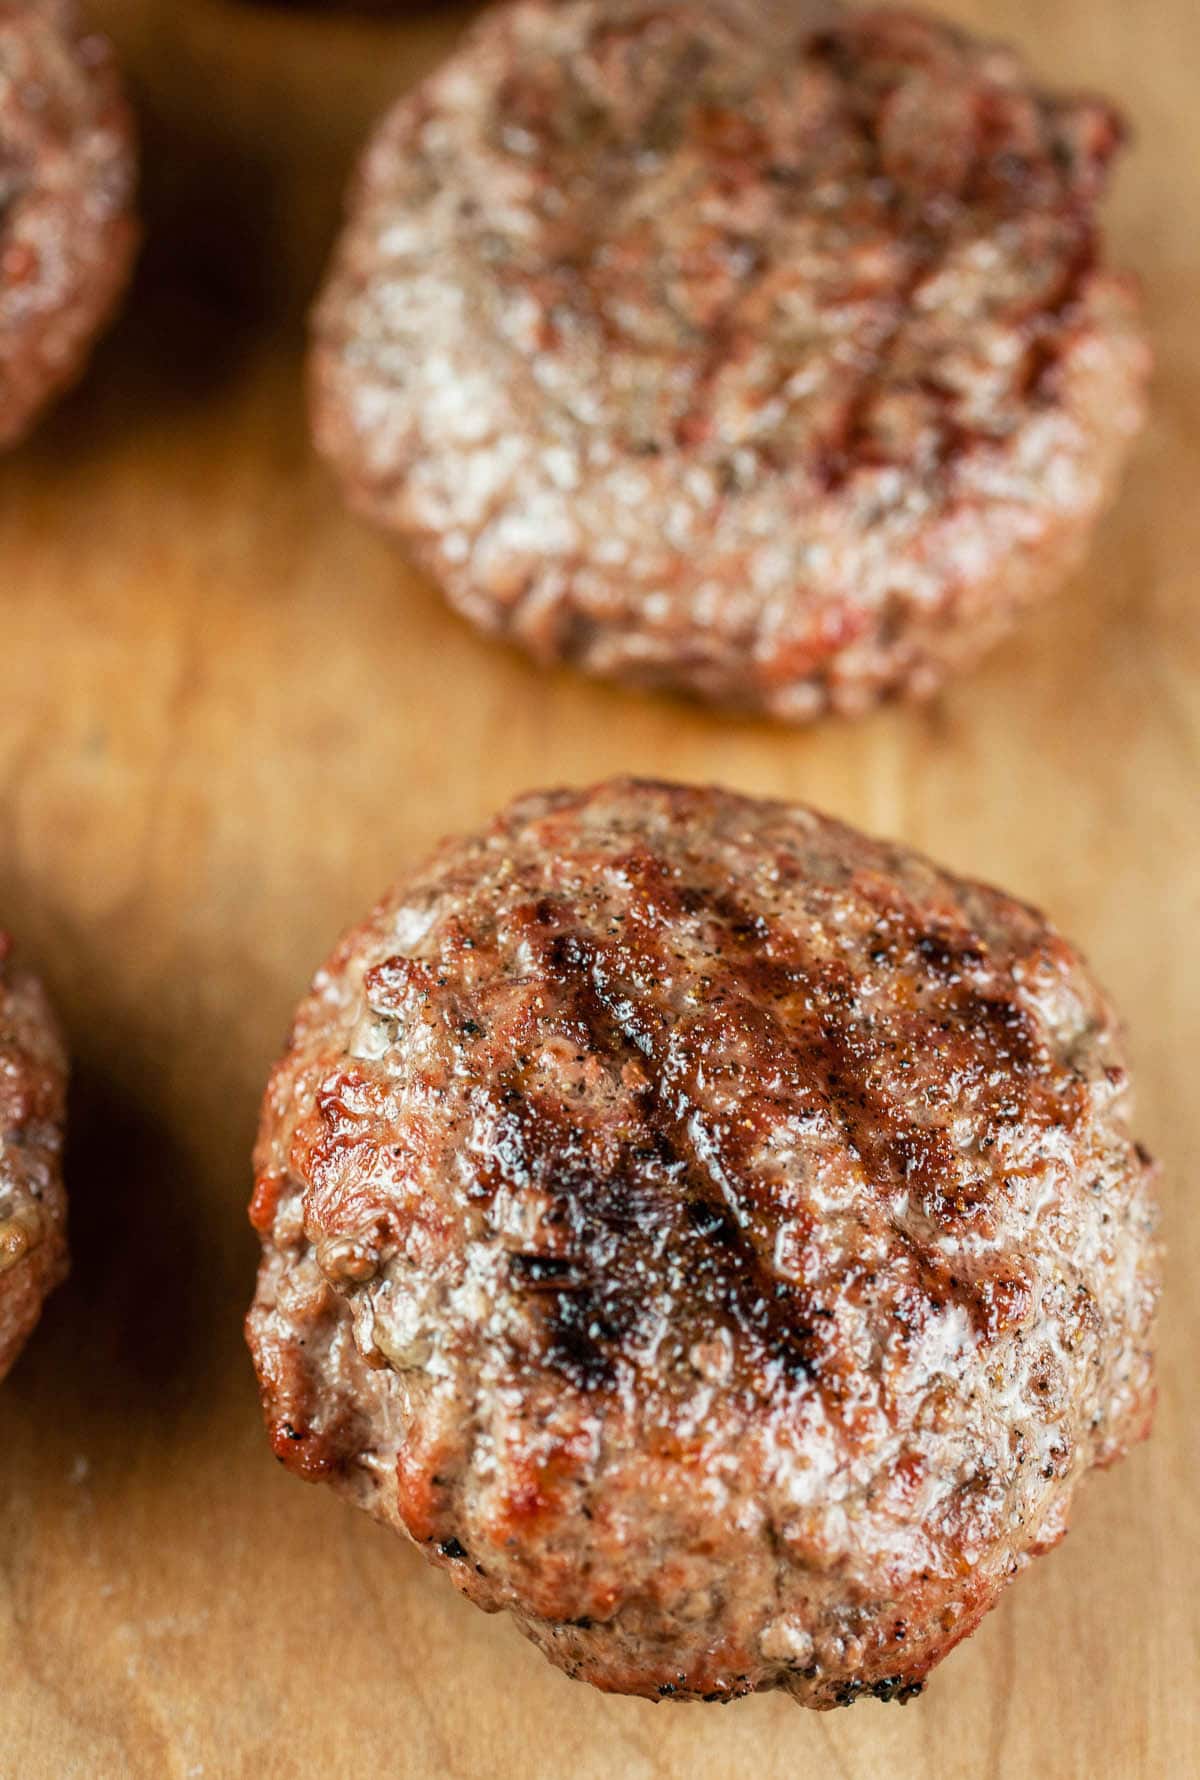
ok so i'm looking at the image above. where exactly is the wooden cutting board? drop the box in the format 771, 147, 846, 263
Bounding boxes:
1, 1, 1195, 1774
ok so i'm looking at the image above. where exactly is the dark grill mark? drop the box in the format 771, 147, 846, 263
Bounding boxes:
684, 1198, 739, 1243
509, 922, 824, 1392
542, 1286, 633, 1392
509, 1252, 586, 1289
453, 851, 1082, 1396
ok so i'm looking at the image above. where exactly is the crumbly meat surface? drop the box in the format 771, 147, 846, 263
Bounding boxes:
311, 0, 1149, 720
0, 934, 68, 1380
0, 0, 138, 449
247, 780, 1159, 1707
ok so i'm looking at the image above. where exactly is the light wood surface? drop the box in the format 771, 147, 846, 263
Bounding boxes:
1, 1, 1196, 1775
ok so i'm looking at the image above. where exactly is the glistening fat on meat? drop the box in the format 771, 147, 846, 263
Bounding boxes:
246, 779, 1160, 1708
312, 0, 1148, 719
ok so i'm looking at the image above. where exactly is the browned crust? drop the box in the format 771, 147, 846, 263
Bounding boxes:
312, 1, 1149, 719
0, 0, 139, 449
247, 781, 1160, 1707
0, 933, 68, 1380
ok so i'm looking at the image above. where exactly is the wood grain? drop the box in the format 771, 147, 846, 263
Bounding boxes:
0, 1, 1196, 1774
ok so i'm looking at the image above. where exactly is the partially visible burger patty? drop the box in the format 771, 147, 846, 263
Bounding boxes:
0, 0, 138, 450
312, 0, 1149, 720
0, 934, 67, 1380
247, 780, 1160, 1707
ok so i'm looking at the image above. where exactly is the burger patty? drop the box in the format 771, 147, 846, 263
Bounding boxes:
246, 779, 1160, 1708
311, 0, 1149, 720
0, 934, 68, 1381
0, 0, 138, 450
